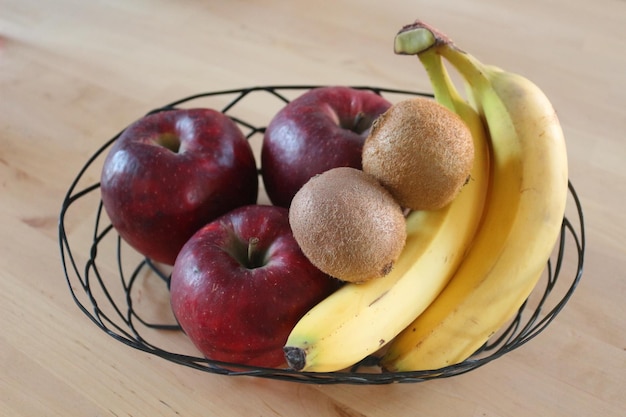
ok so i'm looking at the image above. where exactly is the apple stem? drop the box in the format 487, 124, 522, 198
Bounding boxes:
353, 111, 366, 133
247, 237, 260, 266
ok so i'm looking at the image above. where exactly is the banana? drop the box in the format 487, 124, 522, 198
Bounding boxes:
381, 21, 569, 372
283, 50, 490, 373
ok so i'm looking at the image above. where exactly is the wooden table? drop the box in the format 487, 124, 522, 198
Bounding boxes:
2, 1, 625, 415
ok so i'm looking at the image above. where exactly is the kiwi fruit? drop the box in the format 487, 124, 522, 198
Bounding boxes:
289, 167, 407, 284
362, 97, 474, 211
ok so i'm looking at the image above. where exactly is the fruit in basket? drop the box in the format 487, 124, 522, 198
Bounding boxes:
170, 204, 341, 368
261, 86, 392, 207
362, 97, 474, 210
289, 167, 407, 284
379, 20, 568, 371
283, 61, 490, 372
100, 108, 258, 265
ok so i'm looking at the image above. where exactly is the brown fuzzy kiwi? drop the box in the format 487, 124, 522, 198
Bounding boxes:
362, 97, 474, 211
289, 167, 407, 284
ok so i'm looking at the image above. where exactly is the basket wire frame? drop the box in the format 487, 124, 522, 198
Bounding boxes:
58, 85, 585, 384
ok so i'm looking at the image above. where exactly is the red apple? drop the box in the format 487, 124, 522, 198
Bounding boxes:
261, 86, 392, 207
100, 108, 258, 265
170, 204, 340, 368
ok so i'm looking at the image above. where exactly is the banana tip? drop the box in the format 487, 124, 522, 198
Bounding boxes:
283, 346, 306, 371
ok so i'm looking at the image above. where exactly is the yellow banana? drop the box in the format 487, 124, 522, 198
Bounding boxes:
283, 50, 490, 373
382, 21, 569, 372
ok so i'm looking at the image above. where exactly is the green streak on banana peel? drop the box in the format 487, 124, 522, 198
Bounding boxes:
394, 20, 453, 55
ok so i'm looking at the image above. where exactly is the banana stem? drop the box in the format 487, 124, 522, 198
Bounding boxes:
437, 46, 492, 93
418, 50, 459, 112
395, 20, 492, 98
394, 23, 468, 118
394, 20, 451, 55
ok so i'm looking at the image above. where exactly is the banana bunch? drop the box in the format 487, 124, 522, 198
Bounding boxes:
283, 32, 491, 373
380, 21, 569, 371
283, 20, 568, 373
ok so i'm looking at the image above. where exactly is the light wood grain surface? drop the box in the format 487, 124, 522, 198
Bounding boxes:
2, 0, 625, 416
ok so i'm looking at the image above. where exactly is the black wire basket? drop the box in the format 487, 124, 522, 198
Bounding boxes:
58, 85, 585, 384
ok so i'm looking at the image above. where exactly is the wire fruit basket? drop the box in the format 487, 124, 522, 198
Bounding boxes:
58, 85, 585, 384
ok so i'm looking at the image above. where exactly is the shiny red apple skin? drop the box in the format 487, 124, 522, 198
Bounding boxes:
100, 108, 258, 265
170, 204, 340, 368
261, 86, 392, 207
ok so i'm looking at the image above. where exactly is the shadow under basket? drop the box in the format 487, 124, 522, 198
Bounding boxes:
58, 85, 585, 385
